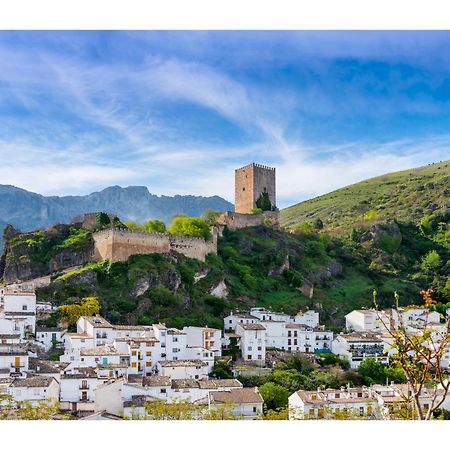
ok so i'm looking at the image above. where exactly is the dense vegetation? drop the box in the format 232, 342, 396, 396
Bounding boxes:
35, 204, 449, 330
3, 161, 449, 332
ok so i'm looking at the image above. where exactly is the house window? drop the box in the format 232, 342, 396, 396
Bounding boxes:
258, 355, 262, 360
131, 362, 137, 368
248, 347, 252, 351
247, 355, 252, 360
161, 388, 166, 393
253, 407, 257, 413
22, 305, 28, 311
335, 393, 340, 399
146, 352, 152, 356
229, 320, 232, 323
146, 361, 151, 367
132, 351, 137, 356
357, 392, 363, 398
173, 337, 178, 342
359, 407, 364, 416
257, 347, 262, 351
288, 331, 292, 337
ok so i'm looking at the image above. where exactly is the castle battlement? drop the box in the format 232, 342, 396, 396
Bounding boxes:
92, 226, 217, 263
236, 162, 276, 172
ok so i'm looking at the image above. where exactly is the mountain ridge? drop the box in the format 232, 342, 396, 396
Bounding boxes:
0, 184, 234, 234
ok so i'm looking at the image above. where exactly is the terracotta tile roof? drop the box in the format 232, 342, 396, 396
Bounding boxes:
159, 359, 207, 367
10, 376, 57, 388
79, 345, 120, 356
123, 395, 153, 408
113, 325, 149, 331
36, 327, 65, 332
29, 359, 65, 374
238, 323, 266, 331
142, 376, 171, 387
82, 316, 112, 328
171, 379, 200, 389
198, 379, 242, 389
210, 387, 263, 404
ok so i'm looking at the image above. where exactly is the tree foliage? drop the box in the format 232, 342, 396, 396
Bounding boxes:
255, 191, 273, 212
374, 288, 450, 420
58, 296, 100, 326
142, 219, 167, 233
258, 382, 289, 411
169, 215, 211, 240
96, 212, 111, 227
0, 396, 60, 420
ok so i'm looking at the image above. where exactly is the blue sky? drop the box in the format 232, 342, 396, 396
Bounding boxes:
0, 31, 450, 207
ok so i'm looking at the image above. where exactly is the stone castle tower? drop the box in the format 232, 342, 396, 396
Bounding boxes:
234, 163, 276, 213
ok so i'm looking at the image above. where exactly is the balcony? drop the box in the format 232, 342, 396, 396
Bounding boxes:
96, 334, 107, 339
10, 363, 25, 368
79, 385, 89, 390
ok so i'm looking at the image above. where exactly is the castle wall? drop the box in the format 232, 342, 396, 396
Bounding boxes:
92, 228, 218, 263
218, 211, 280, 231
234, 163, 276, 213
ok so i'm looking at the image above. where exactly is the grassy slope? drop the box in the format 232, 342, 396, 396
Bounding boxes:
281, 160, 450, 233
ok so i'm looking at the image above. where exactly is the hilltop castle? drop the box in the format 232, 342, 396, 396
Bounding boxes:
90, 162, 279, 263
218, 162, 280, 230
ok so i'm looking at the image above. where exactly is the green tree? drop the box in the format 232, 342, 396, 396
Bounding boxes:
96, 212, 111, 227
255, 191, 273, 212
313, 217, 324, 230
202, 210, 221, 226
142, 219, 167, 233
250, 207, 264, 215
258, 382, 289, 411
210, 360, 233, 379
0, 395, 60, 420
420, 250, 441, 274
169, 216, 211, 240
58, 296, 100, 326
124, 220, 140, 229
358, 358, 387, 385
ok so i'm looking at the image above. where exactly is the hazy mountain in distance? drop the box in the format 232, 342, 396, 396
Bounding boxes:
0, 184, 234, 236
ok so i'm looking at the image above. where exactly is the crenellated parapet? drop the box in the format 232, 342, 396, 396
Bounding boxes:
92, 226, 218, 263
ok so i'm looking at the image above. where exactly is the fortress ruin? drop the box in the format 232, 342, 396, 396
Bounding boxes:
90, 162, 278, 263
218, 162, 280, 230
92, 227, 220, 263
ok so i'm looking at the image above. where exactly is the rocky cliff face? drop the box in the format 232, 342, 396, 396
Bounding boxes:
0, 184, 233, 240
0, 224, 93, 283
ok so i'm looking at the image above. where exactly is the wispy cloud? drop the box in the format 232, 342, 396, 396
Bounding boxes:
0, 31, 449, 207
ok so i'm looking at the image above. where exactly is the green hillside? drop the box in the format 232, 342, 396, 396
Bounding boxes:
281, 160, 450, 234
2, 160, 450, 332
